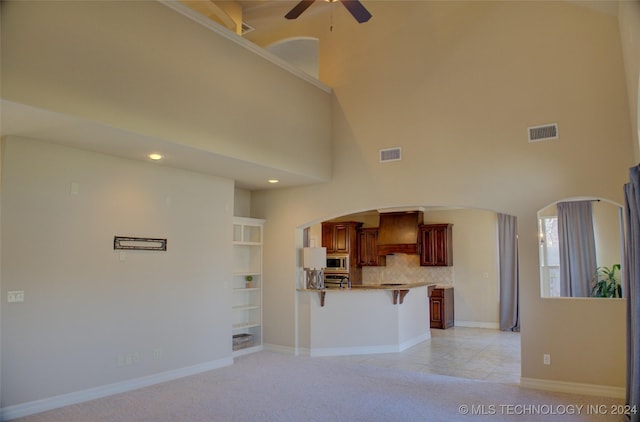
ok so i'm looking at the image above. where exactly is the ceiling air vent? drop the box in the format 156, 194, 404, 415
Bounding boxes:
241, 22, 255, 35
379, 147, 402, 163
528, 123, 559, 142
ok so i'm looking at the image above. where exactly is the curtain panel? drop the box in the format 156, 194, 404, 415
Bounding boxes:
557, 201, 598, 297
498, 213, 519, 332
625, 165, 640, 422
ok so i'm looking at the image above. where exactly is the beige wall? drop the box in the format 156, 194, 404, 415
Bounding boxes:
251, 1, 632, 390
618, 0, 640, 162
592, 201, 624, 271
425, 209, 500, 327
234, 188, 252, 218
1, 137, 235, 406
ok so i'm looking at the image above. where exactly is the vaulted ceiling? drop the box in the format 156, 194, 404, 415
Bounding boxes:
2, 0, 622, 191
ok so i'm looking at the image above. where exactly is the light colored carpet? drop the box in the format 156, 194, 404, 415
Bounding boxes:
14, 351, 623, 421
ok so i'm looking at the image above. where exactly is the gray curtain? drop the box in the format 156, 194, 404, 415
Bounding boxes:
557, 201, 597, 297
624, 165, 640, 422
498, 213, 519, 332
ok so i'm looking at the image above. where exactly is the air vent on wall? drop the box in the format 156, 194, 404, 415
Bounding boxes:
379, 147, 402, 162
528, 123, 559, 142
241, 22, 255, 35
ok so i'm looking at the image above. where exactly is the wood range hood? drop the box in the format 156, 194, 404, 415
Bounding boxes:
376, 210, 424, 255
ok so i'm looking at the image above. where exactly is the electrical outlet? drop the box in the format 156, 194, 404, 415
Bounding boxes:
117, 352, 141, 367
543, 354, 551, 365
153, 348, 163, 360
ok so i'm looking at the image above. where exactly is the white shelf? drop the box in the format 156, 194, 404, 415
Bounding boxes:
231, 217, 264, 354
233, 305, 260, 311
232, 322, 261, 330
233, 218, 264, 243
233, 241, 262, 246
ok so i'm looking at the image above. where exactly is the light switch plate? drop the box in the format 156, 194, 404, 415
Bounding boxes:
8, 291, 25, 303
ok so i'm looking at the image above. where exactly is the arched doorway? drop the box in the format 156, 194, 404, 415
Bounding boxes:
267, 37, 319, 79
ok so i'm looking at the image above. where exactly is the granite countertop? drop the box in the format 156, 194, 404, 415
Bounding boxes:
298, 281, 434, 292
351, 281, 434, 290
298, 281, 436, 306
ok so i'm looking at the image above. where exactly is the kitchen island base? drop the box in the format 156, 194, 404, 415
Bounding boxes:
297, 284, 431, 357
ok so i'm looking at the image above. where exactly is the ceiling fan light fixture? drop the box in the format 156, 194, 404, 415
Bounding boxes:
285, 0, 371, 24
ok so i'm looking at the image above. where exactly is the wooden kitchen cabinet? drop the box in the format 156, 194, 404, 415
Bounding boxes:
430, 287, 454, 329
419, 224, 453, 266
357, 228, 386, 267
322, 221, 362, 284
322, 221, 362, 254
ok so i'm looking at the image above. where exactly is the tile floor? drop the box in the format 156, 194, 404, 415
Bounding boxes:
325, 327, 521, 384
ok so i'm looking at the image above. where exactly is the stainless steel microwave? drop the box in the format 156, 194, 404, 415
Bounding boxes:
326, 254, 349, 272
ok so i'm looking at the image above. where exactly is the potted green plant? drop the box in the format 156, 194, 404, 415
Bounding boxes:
245, 275, 253, 288
591, 264, 622, 298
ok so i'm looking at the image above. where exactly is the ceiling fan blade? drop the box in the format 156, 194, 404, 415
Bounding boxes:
285, 0, 316, 20
339, 0, 372, 23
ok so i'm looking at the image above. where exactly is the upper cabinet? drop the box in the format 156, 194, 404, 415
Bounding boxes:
322, 221, 363, 284
419, 224, 453, 266
322, 221, 362, 254
357, 227, 386, 267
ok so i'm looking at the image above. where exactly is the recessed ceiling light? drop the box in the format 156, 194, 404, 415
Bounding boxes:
148, 153, 163, 161
268, 179, 280, 184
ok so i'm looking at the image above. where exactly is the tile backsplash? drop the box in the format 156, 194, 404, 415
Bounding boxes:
362, 254, 453, 285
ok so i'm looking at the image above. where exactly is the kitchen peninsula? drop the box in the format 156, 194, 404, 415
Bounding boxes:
296, 282, 432, 357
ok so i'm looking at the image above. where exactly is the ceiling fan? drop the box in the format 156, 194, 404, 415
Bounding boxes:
285, 0, 372, 24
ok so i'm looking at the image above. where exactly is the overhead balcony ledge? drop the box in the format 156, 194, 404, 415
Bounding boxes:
161, 0, 332, 94
2, 0, 332, 189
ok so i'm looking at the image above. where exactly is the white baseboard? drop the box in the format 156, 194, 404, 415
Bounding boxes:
263, 343, 314, 357
399, 332, 431, 351
1, 357, 234, 421
310, 344, 399, 357
263, 343, 297, 355
293, 347, 312, 357
520, 377, 625, 399
455, 320, 500, 329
